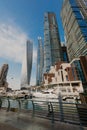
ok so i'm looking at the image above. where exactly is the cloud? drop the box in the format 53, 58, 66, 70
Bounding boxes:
8, 77, 21, 90
0, 22, 28, 63
0, 22, 37, 89
0, 22, 37, 64
33, 48, 37, 64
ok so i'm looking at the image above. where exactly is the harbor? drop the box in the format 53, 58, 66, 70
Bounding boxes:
0, 0, 87, 130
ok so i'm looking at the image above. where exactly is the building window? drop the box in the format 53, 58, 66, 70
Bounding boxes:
68, 89, 71, 92
66, 75, 68, 81
83, 0, 87, 6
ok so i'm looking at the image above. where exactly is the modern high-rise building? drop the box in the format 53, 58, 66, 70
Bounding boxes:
61, 0, 87, 61
36, 37, 44, 86
21, 40, 33, 88
44, 12, 63, 72
0, 64, 9, 89
70, 56, 87, 91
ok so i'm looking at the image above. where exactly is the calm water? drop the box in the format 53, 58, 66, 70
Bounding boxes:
1, 98, 48, 110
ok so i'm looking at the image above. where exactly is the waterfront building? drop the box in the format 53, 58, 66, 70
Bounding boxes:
44, 61, 83, 98
44, 12, 63, 72
36, 37, 44, 86
21, 40, 33, 88
61, 0, 87, 61
70, 56, 87, 91
61, 44, 69, 62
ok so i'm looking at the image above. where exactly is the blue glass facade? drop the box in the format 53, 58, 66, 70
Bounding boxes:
71, 59, 85, 82
44, 12, 63, 72
70, 0, 87, 42
61, 0, 87, 61
44, 13, 52, 72
36, 37, 44, 86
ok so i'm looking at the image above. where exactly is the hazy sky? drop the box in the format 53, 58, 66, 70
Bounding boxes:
0, 0, 64, 90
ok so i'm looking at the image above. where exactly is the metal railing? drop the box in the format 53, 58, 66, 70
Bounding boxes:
0, 97, 87, 127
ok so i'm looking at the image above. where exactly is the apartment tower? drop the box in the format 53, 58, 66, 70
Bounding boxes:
36, 37, 44, 86
61, 0, 87, 61
44, 12, 63, 72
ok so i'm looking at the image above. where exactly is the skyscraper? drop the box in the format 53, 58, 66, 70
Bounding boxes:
36, 37, 44, 86
44, 12, 63, 72
61, 0, 87, 61
0, 64, 9, 89
21, 40, 33, 88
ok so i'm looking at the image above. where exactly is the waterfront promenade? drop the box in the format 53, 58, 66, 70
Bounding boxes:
0, 98, 87, 130
0, 109, 87, 130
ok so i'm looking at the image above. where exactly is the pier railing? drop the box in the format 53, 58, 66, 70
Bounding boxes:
0, 98, 87, 127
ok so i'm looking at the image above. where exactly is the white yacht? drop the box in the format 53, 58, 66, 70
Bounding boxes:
32, 89, 58, 99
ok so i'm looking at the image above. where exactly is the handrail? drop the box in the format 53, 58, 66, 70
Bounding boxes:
17, 99, 21, 111
0, 97, 87, 128
49, 102, 54, 123
7, 97, 10, 112
0, 98, 2, 109
32, 100, 35, 117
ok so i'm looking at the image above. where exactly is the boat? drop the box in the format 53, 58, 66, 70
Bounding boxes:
32, 89, 58, 99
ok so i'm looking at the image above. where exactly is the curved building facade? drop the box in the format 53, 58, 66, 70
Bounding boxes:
21, 40, 33, 88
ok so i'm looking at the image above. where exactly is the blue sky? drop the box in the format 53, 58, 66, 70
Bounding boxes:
0, 0, 64, 89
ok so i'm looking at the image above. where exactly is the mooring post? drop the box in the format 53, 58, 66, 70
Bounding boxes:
32, 100, 35, 117
7, 97, 10, 112
0, 98, 2, 109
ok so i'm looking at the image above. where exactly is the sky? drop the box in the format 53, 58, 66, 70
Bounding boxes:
0, 0, 64, 90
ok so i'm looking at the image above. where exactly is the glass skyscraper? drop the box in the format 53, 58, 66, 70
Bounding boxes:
21, 40, 33, 88
36, 37, 44, 86
61, 0, 87, 61
44, 12, 63, 72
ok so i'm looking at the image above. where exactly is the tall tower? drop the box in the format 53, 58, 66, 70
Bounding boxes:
21, 40, 33, 88
36, 37, 44, 86
44, 12, 63, 72
61, 0, 87, 61
0, 64, 9, 89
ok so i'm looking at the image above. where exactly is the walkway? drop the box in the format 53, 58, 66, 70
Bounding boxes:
0, 110, 87, 130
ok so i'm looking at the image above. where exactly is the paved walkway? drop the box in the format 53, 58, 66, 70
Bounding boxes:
0, 110, 87, 130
